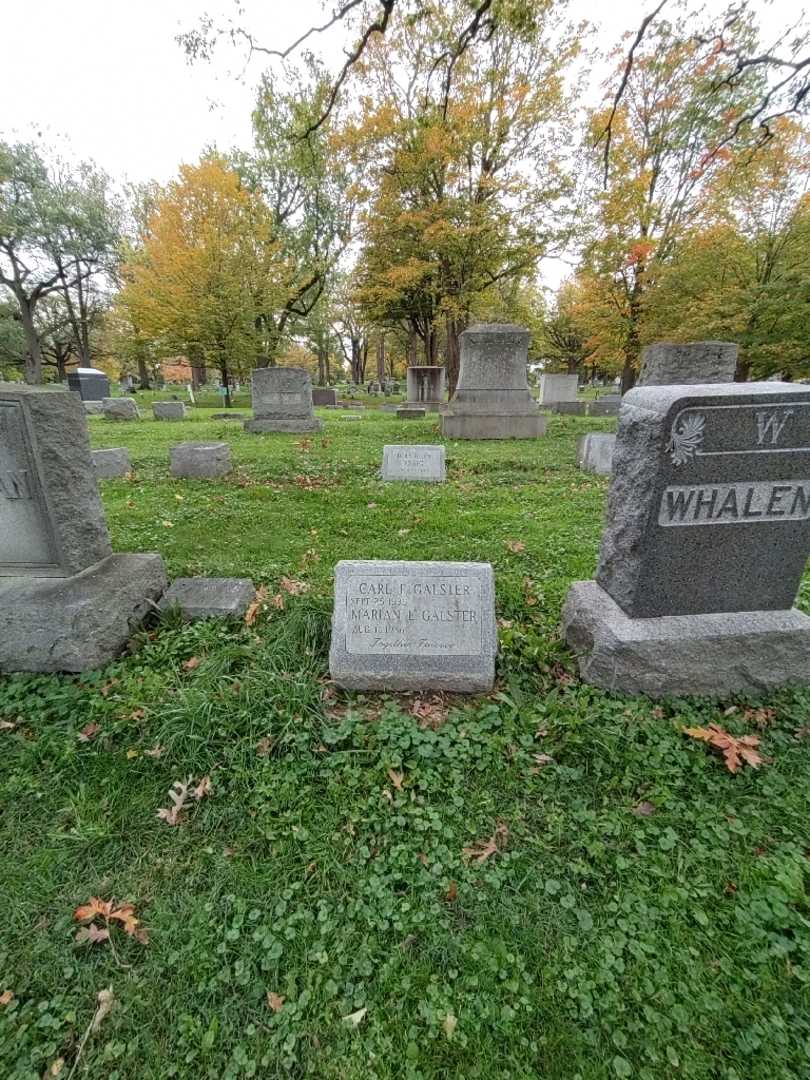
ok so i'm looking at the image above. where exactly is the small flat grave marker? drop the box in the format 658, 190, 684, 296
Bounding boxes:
381, 444, 445, 482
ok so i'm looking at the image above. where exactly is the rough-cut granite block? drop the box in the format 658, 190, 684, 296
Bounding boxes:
102, 397, 139, 420
159, 577, 256, 620
0, 383, 112, 576
562, 580, 810, 698
329, 559, 497, 692
92, 448, 131, 479
153, 402, 186, 420
0, 553, 167, 672
170, 442, 231, 478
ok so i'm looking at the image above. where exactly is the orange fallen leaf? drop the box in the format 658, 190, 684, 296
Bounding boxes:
683, 724, 764, 773
77, 722, 101, 742
462, 821, 508, 863
445, 880, 458, 902
244, 585, 269, 626
75, 924, 110, 945
74, 897, 113, 922
504, 539, 525, 554
279, 576, 310, 596
0, 990, 14, 1006
387, 768, 404, 791
267, 991, 285, 1012
182, 656, 201, 672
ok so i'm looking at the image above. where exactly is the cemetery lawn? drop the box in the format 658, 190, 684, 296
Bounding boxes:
3, 408, 810, 1080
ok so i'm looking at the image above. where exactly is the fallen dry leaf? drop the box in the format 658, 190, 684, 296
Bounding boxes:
0, 990, 13, 1006
267, 991, 285, 1012
463, 821, 508, 863
632, 801, 656, 816
244, 585, 269, 627
75, 924, 110, 946
504, 539, 525, 554
683, 724, 764, 773
550, 662, 575, 688
48, 1056, 65, 1076
416, 852, 429, 867
91, 987, 114, 1032
157, 776, 193, 825
532, 753, 555, 768
443, 1013, 458, 1039
193, 776, 212, 801
77, 723, 101, 743
743, 706, 776, 729
144, 744, 164, 758
445, 880, 458, 903
256, 737, 273, 757
270, 593, 285, 610
279, 576, 310, 596
387, 768, 404, 792
342, 1007, 367, 1028
182, 656, 201, 672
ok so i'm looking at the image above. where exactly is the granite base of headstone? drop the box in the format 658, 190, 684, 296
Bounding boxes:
329, 560, 497, 692
397, 407, 426, 420
244, 366, 323, 433
159, 577, 255, 620
93, 448, 131, 479
553, 401, 587, 416
577, 433, 615, 476
381, 445, 445, 482
0, 384, 166, 673
212, 412, 246, 421
153, 402, 186, 420
441, 324, 545, 440
170, 442, 231, 478
312, 387, 338, 407
562, 381, 810, 697
102, 397, 139, 421
637, 341, 738, 386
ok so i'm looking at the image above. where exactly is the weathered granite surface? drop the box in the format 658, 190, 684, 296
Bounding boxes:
588, 399, 620, 417
441, 324, 545, 440
312, 388, 338, 407
170, 442, 231, 478
553, 402, 587, 416
637, 341, 738, 386
245, 417, 324, 433
577, 433, 615, 476
245, 366, 323, 433
405, 367, 446, 412
562, 580, 810, 697
381, 444, 445, 482
596, 382, 810, 617
159, 577, 255, 620
102, 397, 140, 420
83, 401, 105, 415
153, 402, 186, 420
397, 408, 426, 420
539, 373, 578, 405
0, 383, 112, 577
0, 553, 167, 673
92, 448, 131, 479
330, 559, 497, 692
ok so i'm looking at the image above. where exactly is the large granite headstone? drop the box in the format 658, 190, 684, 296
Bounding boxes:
102, 397, 139, 421
244, 367, 323, 433
539, 373, 578, 406
441, 324, 545, 440
637, 341, 737, 386
562, 381, 810, 696
153, 401, 186, 421
312, 387, 337, 407
67, 368, 110, 401
405, 367, 445, 412
330, 560, 497, 692
0, 384, 166, 672
381, 445, 445, 482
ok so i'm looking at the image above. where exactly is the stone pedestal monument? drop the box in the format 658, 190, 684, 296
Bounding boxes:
405, 367, 445, 412
0, 384, 166, 672
245, 367, 323, 433
563, 381, 810, 696
441, 324, 545, 440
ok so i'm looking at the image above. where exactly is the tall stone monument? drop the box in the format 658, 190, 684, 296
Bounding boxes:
441, 324, 545, 440
244, 367, 323, 433
405, 366, 446, 412
563, 381, 810, 696
0, 384, 166, 672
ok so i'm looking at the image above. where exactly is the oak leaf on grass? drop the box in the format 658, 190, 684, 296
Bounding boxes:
683, 723, 764, 773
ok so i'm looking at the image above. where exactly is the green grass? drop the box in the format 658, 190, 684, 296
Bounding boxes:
1, 409, 809, 1080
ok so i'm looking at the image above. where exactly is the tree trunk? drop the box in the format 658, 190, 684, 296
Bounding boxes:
621, 282, 643, 394
407, 325, 417, 366
317, 346, 326, 386
17, 295, 43, 385
376, 334, 385, 382
734, 354, 751, 382
137, 356, 151, 390
219, 348, 231, 408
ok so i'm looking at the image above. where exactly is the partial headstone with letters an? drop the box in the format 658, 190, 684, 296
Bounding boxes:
381, 444, 445, 482
330, 560, 496, 692
562, 382, 810, 696
0, 384, 166, 672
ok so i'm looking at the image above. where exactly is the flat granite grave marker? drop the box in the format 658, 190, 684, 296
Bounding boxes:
562, 381, 810, 696
381, 445, 445, 482
153, 401, 186, 420
245, 367, 323, 433
330, 560, 496, 692
92, 448, 131, 479
170, 442, 231, 479
0, 384, 166, 672
159, 577, 256, 620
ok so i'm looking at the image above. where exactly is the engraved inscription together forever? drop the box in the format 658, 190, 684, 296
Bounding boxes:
345, 573, 481, 655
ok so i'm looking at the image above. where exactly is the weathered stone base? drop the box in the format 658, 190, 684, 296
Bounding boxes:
244, 417, 323, 433
441, 413, 546, 440
577, 433, 615, 475
562, 580, 810, 698
159, 577, 255, 620
404, 401, 443, 412
0, 554, 167, 673
396, 408, 426, 420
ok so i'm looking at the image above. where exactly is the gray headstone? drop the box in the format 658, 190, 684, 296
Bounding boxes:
396, 407, 427, 420
153, 401, 186, 420
553, 402, 587, 416
597, 382, 810, 617
441, 324, 545, 440
245, 366, 323, 433
312, 388, 338, 407
381, 444, 445, 482
588, 399, 620, 417
637, 341, 738, 386
539, 373, 578, 405
170, 442, 231, 479
159, 577, 256, 620
405, 367, 445, 411
92, 448, 131, 479
577, 433, 615, 476
329, 559, 497, 692
102, 397, 140, 421
0, 384, 112, 577
83, 401, 105, 415
67, 369, 110, 401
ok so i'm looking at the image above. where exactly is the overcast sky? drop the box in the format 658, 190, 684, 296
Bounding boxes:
3, 0, 804, 290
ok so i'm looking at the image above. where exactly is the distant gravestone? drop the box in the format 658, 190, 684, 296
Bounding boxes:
637, 341, 737, 386
159, 577, 256, 620
588, 398, 620, 417
83, 401, 105, 415
92, 448, 131, 479
329, 560, 497, 692
0, 384, 166, 672
553, 402, 587, 416
67, 368, 110, 401
170, 442, 231, 478
397, 407, 427, 420
577, 433, 615, 476
245, 367, 323, 433
381, 444, 445, 482
153, 402, 186, 421
405, 367, 445, 412
441, 324, 545, 440
562, 381, 810, 696
312, 387, 337, 407
102, 397, 139, 421
539, 373, 578, 405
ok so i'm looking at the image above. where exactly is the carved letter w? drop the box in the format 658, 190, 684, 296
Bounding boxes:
756, 410, 793, 446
